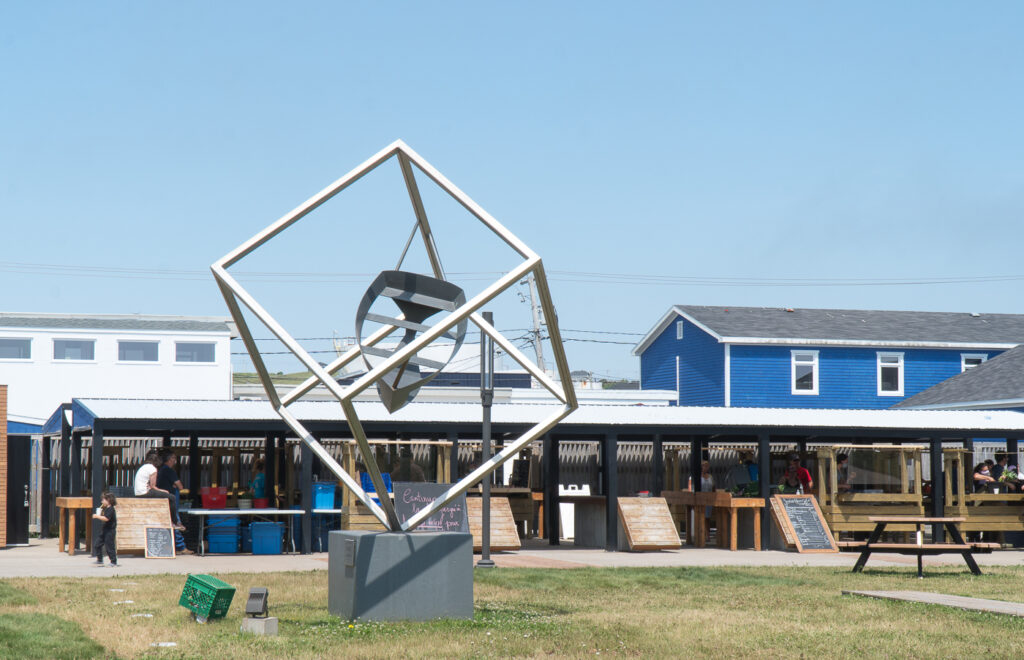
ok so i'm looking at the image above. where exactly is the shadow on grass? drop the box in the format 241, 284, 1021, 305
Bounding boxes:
0, 613, 105, 660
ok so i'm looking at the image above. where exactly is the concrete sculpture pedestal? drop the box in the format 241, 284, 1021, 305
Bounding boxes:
328, 530, 473, 621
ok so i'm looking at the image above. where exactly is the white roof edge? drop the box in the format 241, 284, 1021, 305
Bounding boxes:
720, 337, 1018, 350
66, 398, 1024, 432
633, 306, 725, 356
899, 398, 1024, 411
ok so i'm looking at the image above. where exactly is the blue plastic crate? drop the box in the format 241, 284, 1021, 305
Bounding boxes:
208, 517, 240, 530
313, 482, 336, 509
207, 536, 239, 553
251, 522, 284, 555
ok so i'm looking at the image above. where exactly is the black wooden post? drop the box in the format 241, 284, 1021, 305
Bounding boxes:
71, 432, 82, 496
189, 434, 201, 506
301, 442, 312, 554
652, 434, 664, 496
59, 409, 71, 497
930, 437, 945, 542
758, 432, 771, 549
40, 435, 51, 538
602, 433, 619, 552
447, 430, 460, 483
90, 424, 104, 551
265, 434, 277, 505
543, 435, 560, 545
162, 434, 172, 449
689, 436, 701, 490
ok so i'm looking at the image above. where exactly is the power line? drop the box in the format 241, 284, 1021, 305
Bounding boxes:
3, 259, 1023, 288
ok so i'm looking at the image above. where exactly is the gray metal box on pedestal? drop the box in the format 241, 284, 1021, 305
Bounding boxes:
328, 530, 473, 621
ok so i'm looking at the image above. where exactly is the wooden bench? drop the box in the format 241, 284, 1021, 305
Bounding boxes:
845, 516, 990, 577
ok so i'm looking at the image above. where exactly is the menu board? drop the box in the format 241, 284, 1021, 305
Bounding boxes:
144, 526, 176, 558
393, 482, 468, 533
770, 495, 837, 553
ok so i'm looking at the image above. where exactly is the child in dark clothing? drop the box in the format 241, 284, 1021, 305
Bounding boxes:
92, 492, 118, 567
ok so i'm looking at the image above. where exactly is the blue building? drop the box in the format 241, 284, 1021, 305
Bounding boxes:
633, 306, 1024, 408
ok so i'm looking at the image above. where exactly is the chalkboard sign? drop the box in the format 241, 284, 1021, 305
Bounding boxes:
770, 495, 837, 553
393, 482, 468, 532
144, 526, 176, 558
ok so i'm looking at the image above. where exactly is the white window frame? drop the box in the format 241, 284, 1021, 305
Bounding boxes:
676, 320, 684, 340
117, 340, 160, 363
175, 341, 216, 364
0, 337, 32, 362
961, 353, 987, 372
877, 352, 904, 396
52, 338, 97, 362
791, 350, 819, 395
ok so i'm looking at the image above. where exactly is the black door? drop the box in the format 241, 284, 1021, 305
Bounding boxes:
6, 436, 30, 545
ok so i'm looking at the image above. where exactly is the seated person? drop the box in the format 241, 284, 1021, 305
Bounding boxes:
779, 454, 813, 493
135, 449, 184, 530
973, 463, 997, 493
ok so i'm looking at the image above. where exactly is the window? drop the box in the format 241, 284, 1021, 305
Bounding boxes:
961, 353, 987, 372
791, 350, 818, 395
0, 338, 31, 360
53, 339, 95, 361
877, 352, 904, 396
176, 342, 215, 363
118, 340, 159, 362
676, 320, 684, 340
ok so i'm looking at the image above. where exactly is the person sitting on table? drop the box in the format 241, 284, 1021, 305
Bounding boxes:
157, 449, 193, 554
974, 462, 997, 492
134, 449, 185, 530
725, 451, 754, 492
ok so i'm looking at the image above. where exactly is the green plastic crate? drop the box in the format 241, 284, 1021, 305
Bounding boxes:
179, 574, 236, 623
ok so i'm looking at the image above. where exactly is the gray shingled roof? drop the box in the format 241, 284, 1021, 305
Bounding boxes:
0, 313, 234, 334
679, 305, 1024, 344
894, 345, 1024, 409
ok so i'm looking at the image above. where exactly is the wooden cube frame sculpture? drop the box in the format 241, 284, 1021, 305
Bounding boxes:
212, 140, 577, 531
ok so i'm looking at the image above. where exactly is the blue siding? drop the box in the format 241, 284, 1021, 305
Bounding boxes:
640, 316, 723, 405
678, 321, 724, 406
639, 322, 679, 392
730, 346, 1000, 409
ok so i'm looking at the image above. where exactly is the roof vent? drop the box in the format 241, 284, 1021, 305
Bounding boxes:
970, 312, 981, 317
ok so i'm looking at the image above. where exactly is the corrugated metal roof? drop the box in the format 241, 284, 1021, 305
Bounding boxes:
0, 313, 235, 334
67, 397, 1024, 433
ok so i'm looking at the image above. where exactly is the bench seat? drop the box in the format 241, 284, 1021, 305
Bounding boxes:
837, 541, 997, 554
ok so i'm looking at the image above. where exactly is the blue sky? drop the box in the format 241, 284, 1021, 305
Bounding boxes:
3, 2, 1024, 380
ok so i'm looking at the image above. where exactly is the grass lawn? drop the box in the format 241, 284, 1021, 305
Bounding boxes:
3, 565, 1024, 658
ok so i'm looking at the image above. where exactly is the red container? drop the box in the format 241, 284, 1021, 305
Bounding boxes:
201, 486, 227, 509
253, 498, 269, 509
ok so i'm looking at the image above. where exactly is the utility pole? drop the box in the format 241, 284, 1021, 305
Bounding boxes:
525, 274, 546, 374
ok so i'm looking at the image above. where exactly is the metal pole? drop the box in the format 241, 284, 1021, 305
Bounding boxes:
930, 437, 945, 542
758, 433, 771, 550
478, 311, 496, 568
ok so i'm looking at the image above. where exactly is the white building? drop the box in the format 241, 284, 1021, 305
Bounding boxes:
0, 313, 236, 429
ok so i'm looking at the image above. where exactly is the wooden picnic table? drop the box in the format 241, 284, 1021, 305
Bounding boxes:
843, 516, 997, 577
665, 491, 764, 550
56, 496, 93, 556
